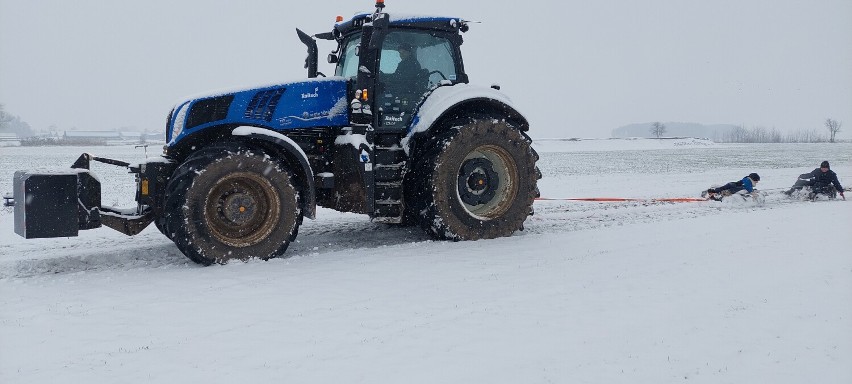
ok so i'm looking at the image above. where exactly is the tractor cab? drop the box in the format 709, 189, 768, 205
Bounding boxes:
304, 2, 470, 131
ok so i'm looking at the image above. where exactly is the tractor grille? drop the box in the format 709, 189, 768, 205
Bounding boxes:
244, 88, 286, 122
186, 95, 234, 129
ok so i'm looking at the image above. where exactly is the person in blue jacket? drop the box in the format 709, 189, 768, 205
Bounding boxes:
784, 161, 845, 200
702, 173, 760, 200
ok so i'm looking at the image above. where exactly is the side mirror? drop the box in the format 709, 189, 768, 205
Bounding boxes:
368, 13, 389, 50
296, 28, 319, 78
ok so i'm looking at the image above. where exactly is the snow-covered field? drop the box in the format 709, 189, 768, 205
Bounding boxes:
1, 140, 851, 383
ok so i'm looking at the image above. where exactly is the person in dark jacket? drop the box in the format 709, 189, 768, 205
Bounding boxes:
784, 161, 845, 200
702, 173, 761, 200
393, 43, 424, 82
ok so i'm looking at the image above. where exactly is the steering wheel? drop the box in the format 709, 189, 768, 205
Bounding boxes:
428, 70, 447, 80
427, 70, 449, 87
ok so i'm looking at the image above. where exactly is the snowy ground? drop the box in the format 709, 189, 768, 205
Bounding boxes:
1, 140, 851, 383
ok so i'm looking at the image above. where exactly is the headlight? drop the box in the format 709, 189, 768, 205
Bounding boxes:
171, 103, 189, 142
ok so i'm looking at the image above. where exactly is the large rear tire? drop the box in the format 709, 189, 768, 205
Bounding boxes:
408, 115, 538, 240
164, 144, 301, 265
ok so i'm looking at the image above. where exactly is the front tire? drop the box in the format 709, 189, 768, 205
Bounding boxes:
164, 144, 301, 265
409, 115, 538, 240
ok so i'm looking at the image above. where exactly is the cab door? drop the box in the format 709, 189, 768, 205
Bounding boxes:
376, 30, 461, 131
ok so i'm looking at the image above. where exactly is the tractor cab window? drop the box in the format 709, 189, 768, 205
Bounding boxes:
378, 31, 458, 129
380, 31, 458, 88
335, 33, 361, 79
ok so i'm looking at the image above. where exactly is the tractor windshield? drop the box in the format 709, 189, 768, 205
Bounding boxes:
335, 33, 361, 79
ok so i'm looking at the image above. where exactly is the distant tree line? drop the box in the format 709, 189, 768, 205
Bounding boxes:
0, 103, 35, 138
20, 137, 108, 146
721, 125, 826, 143
2, 103, 163, 146
719, 119, 842, 143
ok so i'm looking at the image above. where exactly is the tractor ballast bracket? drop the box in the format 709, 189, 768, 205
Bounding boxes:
99, 207, 155, 236
13, 153, 165, 239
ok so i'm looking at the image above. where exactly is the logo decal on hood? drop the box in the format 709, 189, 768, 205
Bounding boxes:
301, 87, 319, 99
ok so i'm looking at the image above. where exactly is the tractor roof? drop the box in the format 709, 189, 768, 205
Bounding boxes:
334, 12, 467, 37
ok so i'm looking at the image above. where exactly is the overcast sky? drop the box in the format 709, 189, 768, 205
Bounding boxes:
1, 0, 850, 139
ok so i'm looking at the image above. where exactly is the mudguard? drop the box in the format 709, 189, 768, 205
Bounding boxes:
232, 126, 317, 219
402, 83, 529, 152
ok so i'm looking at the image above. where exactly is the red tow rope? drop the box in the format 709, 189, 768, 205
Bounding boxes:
535, 197, 707, 203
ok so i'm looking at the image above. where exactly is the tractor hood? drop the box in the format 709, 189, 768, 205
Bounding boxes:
167, 77, 349, 145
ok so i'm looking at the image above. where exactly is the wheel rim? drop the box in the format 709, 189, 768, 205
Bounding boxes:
204, 172, 281, 247
456, 145, 518, 219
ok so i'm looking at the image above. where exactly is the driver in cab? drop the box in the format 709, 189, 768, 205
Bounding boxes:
393, 43, 425, 87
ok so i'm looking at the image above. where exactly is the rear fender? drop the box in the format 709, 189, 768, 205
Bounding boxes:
403, 83, 529, 156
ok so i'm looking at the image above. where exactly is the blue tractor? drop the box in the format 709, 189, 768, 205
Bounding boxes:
11, 1, 540, 265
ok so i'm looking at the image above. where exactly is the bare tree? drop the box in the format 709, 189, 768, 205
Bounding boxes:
650, 122, 666, 138
725, 125, 746, 142
825, 118, 841, 143
0, 103, 8, 130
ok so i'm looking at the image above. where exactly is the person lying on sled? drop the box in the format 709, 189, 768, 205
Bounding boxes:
784, 161, 845, 200
702, 173, 760, 200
